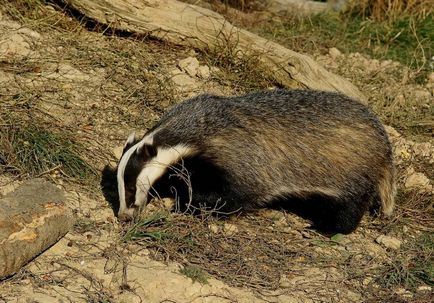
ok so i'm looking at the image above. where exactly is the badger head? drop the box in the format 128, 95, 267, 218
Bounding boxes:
117, 132, 195, 221
116, 133, 157, 221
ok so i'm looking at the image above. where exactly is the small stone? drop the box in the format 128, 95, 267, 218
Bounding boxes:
208, 224, 219, 234
427, 72, 434, 83
187, 49, 197, 57
413, 89, 431, 100
274, 217, 287, 227
376, 235, 402, 250
417, 285, 432, 292
412, 142, 432, 158
384, 125, 400, 138
404, 170, 432, 191
197, 65, 210, 79
17, 28, 41, 40
395, 288, 413, 299
171, 73, 197, 91
169, 68, 183, 76
346, 290, 362, 301
210, 66, 220, 73
278, 275, 291, 288
394, 93, 405, 104
223, 223, 238, 236
380, 60, 393, 68
177, 57, 200, 77
113, 145, 123, 160
362, 277, 373, 286
328, 47, 341, 59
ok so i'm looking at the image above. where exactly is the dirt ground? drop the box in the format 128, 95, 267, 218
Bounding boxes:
0, 2, 433, 303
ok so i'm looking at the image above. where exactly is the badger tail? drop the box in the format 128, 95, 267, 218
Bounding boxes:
378, 164, 396, 216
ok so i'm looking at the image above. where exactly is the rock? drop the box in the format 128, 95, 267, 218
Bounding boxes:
42, 63, 90, 81
404, 169, 432, 192
384, 125, 401, 139
177, 57, 200, 77
0, 179, 74, 278
210, 66, 220, 73
412, 142, 433, 158
393, 93, 406, 105
380, 60, 393, 68
417, 285, 432, 292
278, 275, 291, 288
413, 89, 431, 101
197, 65, 210, 79
395, 287, 413, 298
113, 145, 124, 160
223, 223, 238, 236
208, 224, 219, 234
0, 20, 41, 59
328, 47, 341, 59
346, 290, 362, 301
170, 73, 198, 92
169, 67, 182, 76
375, 235, 402, 250
427, 72, 434, 83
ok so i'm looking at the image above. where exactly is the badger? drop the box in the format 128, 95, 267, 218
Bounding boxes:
116, 89, 395, 233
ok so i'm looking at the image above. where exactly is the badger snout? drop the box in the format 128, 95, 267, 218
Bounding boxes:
117, 207, 137, 222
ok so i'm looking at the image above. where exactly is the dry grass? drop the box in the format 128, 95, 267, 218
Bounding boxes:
0, 0, 180, 183
349, 0, 434, 21
122, 211, 309, 290
120, 208, 407, 295
379, 232, 433, 291
0, 113, 96, 181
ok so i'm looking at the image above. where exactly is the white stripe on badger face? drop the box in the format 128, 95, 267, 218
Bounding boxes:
134, 145, 195, 208
117, 132, 155, 216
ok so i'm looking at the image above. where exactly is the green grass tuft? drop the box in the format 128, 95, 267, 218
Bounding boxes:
0, 124, 95, 180
179, 265, 209, 284
380, 233, 434, 290
122, 213, 170, 241
261, 11, 433, 74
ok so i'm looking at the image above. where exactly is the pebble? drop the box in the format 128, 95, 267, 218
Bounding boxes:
178, 57, 200, 77
223, 223, 238, 236
208, 224, 219, 234
375, 235, 402, 250
404, 168, 432, 192
328, 47, 342, 59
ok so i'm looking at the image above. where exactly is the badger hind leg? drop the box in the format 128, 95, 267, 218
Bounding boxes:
279, 191, 371, 234
324, 195, 370, 234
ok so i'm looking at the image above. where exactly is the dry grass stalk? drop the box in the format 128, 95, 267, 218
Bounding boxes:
349, 0, 433, 21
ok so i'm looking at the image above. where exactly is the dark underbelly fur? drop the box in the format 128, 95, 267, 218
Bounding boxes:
148, 157, 378, 234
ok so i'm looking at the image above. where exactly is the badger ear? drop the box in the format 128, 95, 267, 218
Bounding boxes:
124, 132, 136, 147
136, 142, 157, 160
